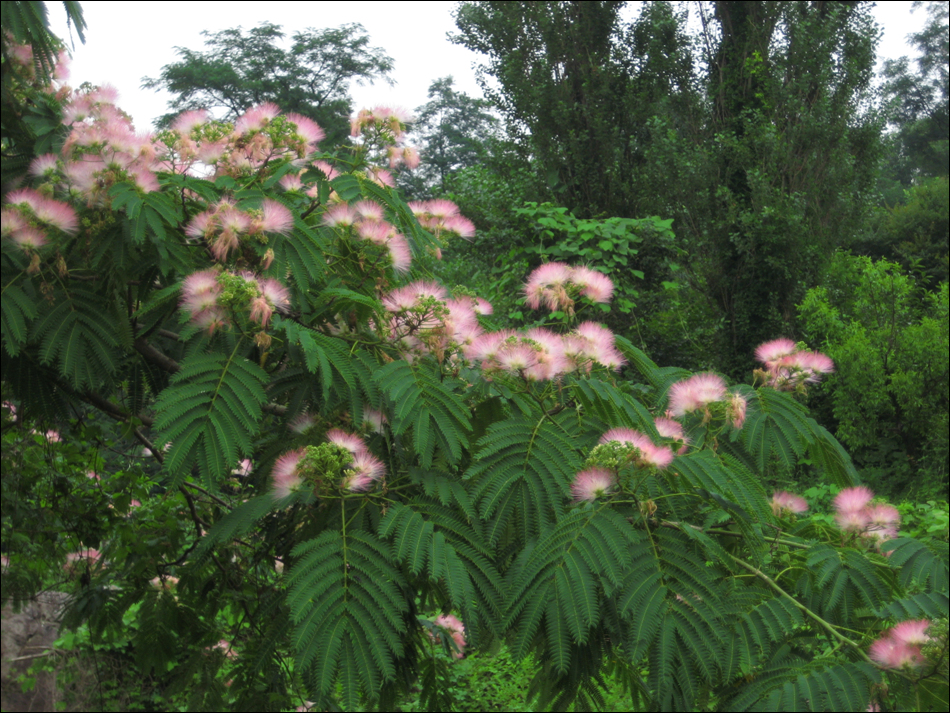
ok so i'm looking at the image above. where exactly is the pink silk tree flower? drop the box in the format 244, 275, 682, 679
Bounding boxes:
258, 199, 294, 235
727, 392, 748, 429
271, 449, 306, 499
668, 373, 727, 417
433, 614, 466, 658
771, 491, 809, 516
890, 620, 931, 647
571, 467, 616, 502
755, 338, 797, 366
869, 632, 926, 670
833, 486, 875, 515
343, 451, 386, 492
326, 429, 369, 457
571, 266, 614, 304
655, 417, 689, 454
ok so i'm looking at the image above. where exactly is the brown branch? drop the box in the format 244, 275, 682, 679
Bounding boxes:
134, 336, 181, 373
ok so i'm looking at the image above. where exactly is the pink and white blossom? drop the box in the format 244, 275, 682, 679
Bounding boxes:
571, 467, 616, 502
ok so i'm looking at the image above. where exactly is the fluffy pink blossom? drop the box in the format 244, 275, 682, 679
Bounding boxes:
571, 467, 616, 502
4, 189, 78, 234
279, 173, 304, 192
668, 373, 727, 417
258, 200, 293, 235
272, 449, 306, 499
386, 234, 413, 273
865, 504, 900, 528
524, 262, 573, 311
836, 510, 871, 533
235, 103, 281, 134
890, 620, 932, 647
575, 322, 625, 370
433, 614, 466, 658
755, 338, 797, 366
354, 200, 386, 221
363, 408, 387, 434
833, 486, 875, 515
29, 154, 60, 177
771, 491, 809, 516
171, 110, 209, 134
571, 266, 614, 304
10, 226, 48, 250
727, 392, 748, 429
654, 417, 689, 454
599, 428, 673, 469
343, 451, 386, 492
285, 112, 324, 147
869, 637, 923, 669
322, 203, 358, 228
326, 429, 368, 457
442, 214, 476, 239
259, 278, 290, 313
288, 412, 317, 434
312, 160, 339, 181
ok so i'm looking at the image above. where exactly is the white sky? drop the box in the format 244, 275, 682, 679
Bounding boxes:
47, 1, 929, 132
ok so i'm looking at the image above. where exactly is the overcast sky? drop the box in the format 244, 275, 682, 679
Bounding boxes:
48, 1, 930, 132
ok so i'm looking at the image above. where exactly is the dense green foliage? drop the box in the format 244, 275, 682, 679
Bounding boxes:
141, 21, 394, 144
2, 4, 949, 712
451, 0, 883, 375
800, 253, 949, 501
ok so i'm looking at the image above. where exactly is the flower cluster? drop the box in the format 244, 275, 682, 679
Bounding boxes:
181, 269, 290, 335
470, 322, 625, 381
185, 197, 292, 262
270, 431, 386, 498
524, 262, 614, 314
57, 84, 163, 200
431, 614, 467, 658
869, 620, 931, 670
833, 486, 901, 543
2, 188, 78, 270
407, 199, 476, 242
771, 490, 809, 516
668, 372, 747, 428
160, 104, 324, 179
323, 200, 413, 273
571, 425, 679, 502
754, 338, 834, 391
598, 428, 675, 469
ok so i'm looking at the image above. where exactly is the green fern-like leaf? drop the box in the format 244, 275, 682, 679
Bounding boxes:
877, 591, 950, 619
153, 351, 267, 487
0, 281, 37, 356
506, 508, 637, 670
375, 359, 471, 468
467, 413, 581, 545
30, 288, 121, 388
570, 377, 659, 437
739, 388, 814, 472
287, 529, 408, 703
881, 537, 949, 592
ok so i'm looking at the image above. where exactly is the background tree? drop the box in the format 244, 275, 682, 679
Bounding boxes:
400, 76, 498, 197
141, 21, 393, 144
452, 1, 883, 377
878, 0, 949, 197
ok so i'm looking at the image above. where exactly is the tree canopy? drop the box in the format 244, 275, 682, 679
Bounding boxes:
141, 21, 394, 144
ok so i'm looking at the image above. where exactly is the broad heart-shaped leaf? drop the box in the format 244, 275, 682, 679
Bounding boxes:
287, 529, 409, 704
153, 351, 267, 488
374, 359, 471, 468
